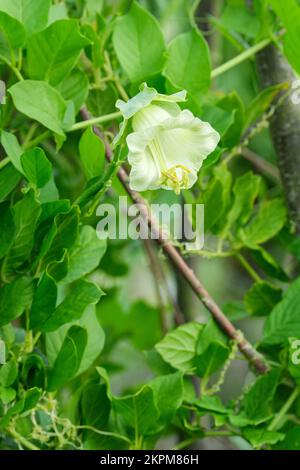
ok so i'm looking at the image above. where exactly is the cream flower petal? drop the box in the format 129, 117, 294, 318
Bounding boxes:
132, 103, 180, 131
127, 129, 161, 191
116, 83, 186, 120
127, 109, 220, 193
157, 110, 220, 179
119, 85, 220, 193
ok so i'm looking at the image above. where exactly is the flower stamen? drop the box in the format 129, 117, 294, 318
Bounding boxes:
161, 164, 191, 194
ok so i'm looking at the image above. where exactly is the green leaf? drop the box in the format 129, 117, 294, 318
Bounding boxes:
61, 226, 106, 284
1, 131, 23, 173
263, 277, 300, 345
87, 85, 118, 117
202, 146, 223, 169
79, 127, 105, 180
128, 301, 162, 350
0, 387, 16, 404
244, 84, 288, 129
0, 360, 17, 386
149, 372, 183, 423
202, 104, 235, 138
113, 1, 165, 83
196, 318, 228, 354
46, 306, 105, 376
218, 3, 260, 39
202, 178, 224, 231
217, 92, 245, 148
242, 369, 280, 422
2, 190, 41, 281
22, 387, 42, 412
194, 341, 230, 378
0, 0, 51, 34
47, 251, 69, 282
41, 280, 104, 332
243, 427, 284, 448
0, 203, 14, 259
190, 395, 228, 414
200, 164, 232, 233
39, 200, 71, 225
9, 80, 71, 136
27, 20, 90, 86
249, 245, 289, 282
0, 164, 21, 201
21, 354, 45, 389
275, 426, 300, 450
228, 172, 262, 228
21, 147, 52, 188
113, 385, 159, 437
59, 69, 89, 114
0, 277, 33, 326
47, 325, 87, 391
81, 383, 111, 429
269, 0, 300, 75
163, 27, 211, 95
244, 281, 282, 317
38, 206, 79, 268
239, 198, 286, 245
155, 322, 203, 372
29, 273, 57, 330
0, 11, 26, 50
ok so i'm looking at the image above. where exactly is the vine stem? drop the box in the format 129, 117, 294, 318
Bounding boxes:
76, 425, 131, 445
70, 111, 122, 131
211, 38, 272, 78
268, 387, 300, 432
0, 156, 10, 170
23, 130, 51, 150
79, 108, 269, 376
8, 428, 40, 450
235, 252, 262, 283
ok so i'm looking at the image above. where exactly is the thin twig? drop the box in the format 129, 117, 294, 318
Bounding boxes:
143, 239, 169, 334
241, 148, 280, 182
80, 107, 269, 375
143, 239, 185, 330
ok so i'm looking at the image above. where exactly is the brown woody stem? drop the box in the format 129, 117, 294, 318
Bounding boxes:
80, 107, 269, 375
257, 44, 300, 234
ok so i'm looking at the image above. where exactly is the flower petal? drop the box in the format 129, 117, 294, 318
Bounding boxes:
116, 83, 186, 120
132, 103, 180, 131
127, 129, 161, 191
157, 110, 220, 187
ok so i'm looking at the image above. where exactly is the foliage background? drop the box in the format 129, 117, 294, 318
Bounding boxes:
0, 0, 300, 450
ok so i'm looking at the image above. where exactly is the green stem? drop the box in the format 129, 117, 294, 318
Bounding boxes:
235, 252, 262, 282
8, 428, 40, 450
0, 156, 10, 170
22, 123, 38, 149
268, 387, 300, 431
70, 111, 123, 132
0, 54, 24, 81
211, 38, 272, 78
23, 130, 51, 150
77, 425, 131, 445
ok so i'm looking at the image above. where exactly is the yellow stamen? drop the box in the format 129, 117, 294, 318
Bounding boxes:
161, 164, 191, 194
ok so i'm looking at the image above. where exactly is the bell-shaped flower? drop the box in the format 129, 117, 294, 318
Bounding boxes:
116, 84, 220, 194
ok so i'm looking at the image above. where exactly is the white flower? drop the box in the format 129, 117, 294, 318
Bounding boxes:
116, 84, 220, 194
